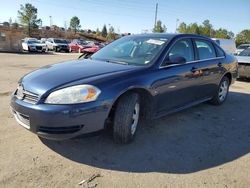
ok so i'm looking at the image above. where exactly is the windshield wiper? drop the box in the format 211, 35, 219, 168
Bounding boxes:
106, 60, 129, 65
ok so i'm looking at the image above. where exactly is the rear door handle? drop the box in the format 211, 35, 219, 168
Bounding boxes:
191, 67, 198, 73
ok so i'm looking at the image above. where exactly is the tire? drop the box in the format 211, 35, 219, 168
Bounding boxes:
209, 76, 230, 105
113, 93, 140, 144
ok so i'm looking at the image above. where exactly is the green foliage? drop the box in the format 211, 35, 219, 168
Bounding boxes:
235, 30, 250, 46
177, 19, 234, 39
153, 20, 166, 33
96, 28, 101, 36
213, 28, 234, 39
18, 3, 41, 36
12, 22, 19, 29
106, 26, 116, 41
101, 25, 108, 37
70, 16, 81, 34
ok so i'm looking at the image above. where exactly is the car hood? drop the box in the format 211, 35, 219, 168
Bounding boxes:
21, 59, 139, 95
236, 56, 250, 64
27, 43, 46, 47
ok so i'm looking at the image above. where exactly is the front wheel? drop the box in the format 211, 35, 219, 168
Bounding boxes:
209, 76, 230, 105
113, 93, 140, 144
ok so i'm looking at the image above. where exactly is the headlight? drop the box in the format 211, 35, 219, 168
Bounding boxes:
45, 85, 101, 104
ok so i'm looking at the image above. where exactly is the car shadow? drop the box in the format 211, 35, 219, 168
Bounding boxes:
237, 77, 250, 83
0, 51, 55, 55
41, 91, 250, 174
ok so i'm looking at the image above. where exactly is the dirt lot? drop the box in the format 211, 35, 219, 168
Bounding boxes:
0, 53, 249, 188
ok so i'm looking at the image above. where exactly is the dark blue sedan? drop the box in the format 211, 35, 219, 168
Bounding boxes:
11, 34, 238, 143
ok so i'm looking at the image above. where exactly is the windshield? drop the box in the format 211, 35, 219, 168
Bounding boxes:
54, 39, 67, 43
239, 49, 250, 56
27, 40, 38, 44
238, 45, 250, 50
78, 40, 88, 45
91, 36, 168, 66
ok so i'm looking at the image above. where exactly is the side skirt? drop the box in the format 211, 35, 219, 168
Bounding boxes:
154, 97, 212, 119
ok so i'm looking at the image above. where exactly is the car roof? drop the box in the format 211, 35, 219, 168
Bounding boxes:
128, 33, 212, 41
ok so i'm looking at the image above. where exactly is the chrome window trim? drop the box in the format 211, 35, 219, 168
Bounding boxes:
159, 36, 226, 69
159, 56, 225, 69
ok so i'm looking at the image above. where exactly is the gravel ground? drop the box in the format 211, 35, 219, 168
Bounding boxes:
0, 53, 249, 188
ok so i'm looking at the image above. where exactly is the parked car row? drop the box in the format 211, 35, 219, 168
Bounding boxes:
21, 37, 105, 54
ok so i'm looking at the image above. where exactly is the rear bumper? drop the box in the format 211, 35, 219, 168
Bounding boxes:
10, 95, 110, 140
238, 63, 250, 78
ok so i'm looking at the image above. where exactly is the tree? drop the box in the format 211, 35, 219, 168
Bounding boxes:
235, 30, 250, 46
96, 28, 101, 36
106, 26, 116, 41
3, 22, 10, 27
9, 18, 12, 26
153, 20, 166, 33
70, 16, 81, 34
199, 19, 213, 36
101, 25, 108, 37
187, 23, 200, 34
12, 22, 19, 29
213, 28, 234, 39
177, 19, 234, 39
177, 22, 187, 33
18, 3, 41, 36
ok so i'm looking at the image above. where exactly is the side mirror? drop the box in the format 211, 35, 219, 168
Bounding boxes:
168, 55, 186, 64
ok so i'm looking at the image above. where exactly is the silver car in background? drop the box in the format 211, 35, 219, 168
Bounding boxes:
235, 48, 250, 79
236, 44, 250, 55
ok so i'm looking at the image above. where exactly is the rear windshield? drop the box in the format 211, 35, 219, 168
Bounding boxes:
238, 45, 250, 50
239, 49, 250, 56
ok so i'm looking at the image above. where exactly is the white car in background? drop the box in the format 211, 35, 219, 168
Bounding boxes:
22, 38, 46, 52
212, 38, 237, 55
236, 44, 250, 55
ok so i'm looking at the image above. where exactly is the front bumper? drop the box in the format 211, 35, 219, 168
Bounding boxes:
29, 46, 46, 52
10, 95, 110, 140
238, 63, 250, 78
56, 46, 69, 52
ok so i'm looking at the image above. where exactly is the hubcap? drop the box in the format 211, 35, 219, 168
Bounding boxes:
131, 102, 140, 135
218, 80, 228, 102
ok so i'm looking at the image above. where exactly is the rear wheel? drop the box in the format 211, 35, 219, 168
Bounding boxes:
209, 76, 230, 105
113, 93, 140, 144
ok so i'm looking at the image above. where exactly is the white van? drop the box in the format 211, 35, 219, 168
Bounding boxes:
211, 38, 237, 55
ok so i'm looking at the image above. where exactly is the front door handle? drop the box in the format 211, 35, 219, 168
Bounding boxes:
218, 62, 222, 67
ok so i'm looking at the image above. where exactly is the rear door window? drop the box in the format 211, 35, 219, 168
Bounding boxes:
215, 45, 225, 57
195, 40, 216, 60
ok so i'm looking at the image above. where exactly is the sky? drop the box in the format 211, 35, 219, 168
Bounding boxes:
0, 0, 249, 35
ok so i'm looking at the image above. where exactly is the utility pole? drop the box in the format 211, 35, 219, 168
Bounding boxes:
49, 16, 52, 27
154, 3, 158, 28
175, 18, 179, 33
